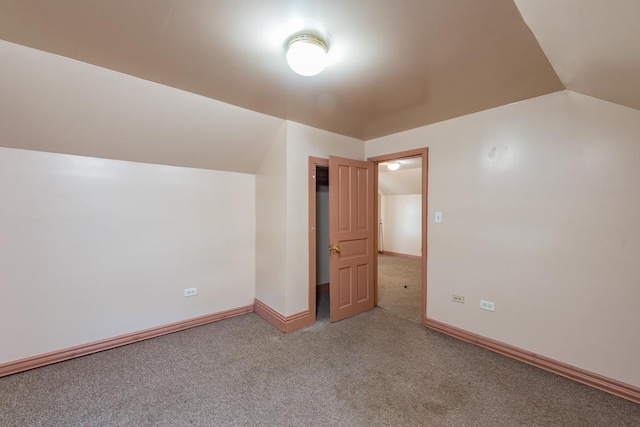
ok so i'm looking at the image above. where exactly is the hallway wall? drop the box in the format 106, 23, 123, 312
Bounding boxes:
380, 194, 422, 257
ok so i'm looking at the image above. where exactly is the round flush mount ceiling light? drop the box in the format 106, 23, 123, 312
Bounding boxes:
286, 34, 328, 76
387, 162, 400, 171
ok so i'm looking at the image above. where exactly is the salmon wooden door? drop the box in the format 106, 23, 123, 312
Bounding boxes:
328, 156, 375, 322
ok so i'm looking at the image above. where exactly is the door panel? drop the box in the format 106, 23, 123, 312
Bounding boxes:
329, 156, 375, 322
357, 264, 369, 302
339, 268, 351, 307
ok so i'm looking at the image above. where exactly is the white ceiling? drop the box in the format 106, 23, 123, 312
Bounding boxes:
515, 0, 640, 112
378, 158, 422, 196
378, 157, 422, 173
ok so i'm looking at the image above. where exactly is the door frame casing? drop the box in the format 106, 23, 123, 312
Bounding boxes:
368, 148, 428, 323
308, 149, 428, 323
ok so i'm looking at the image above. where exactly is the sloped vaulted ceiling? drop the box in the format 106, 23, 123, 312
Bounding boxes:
515, 0, 640, 113
0, 0, 563, 142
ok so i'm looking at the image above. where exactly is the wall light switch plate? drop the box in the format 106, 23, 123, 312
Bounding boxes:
435, 211, 442, 223
184, 288, 198, 297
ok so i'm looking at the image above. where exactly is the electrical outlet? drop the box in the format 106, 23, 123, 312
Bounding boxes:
480, 300, 495, 311
184, 288, 198, 297
452, 294, 465, 304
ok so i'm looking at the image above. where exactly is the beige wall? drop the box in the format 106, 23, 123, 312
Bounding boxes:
255, 123, 288, 313
381, 195, 422, 257
0, 148, 256, 365
366, 90, 640, 388
0, 40, 282, 365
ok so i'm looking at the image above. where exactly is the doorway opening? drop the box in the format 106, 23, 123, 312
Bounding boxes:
375, 156, 423, 323
314, 164, 330, 323
369, 149, 428, 325
308, 157, 329, 324
308, 149, 427, 325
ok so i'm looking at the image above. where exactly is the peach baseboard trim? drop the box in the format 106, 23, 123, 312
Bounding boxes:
254, 299, 313, 333
424, 317, 640, 404
0, 304, 254, 378
381, 250, 421, 261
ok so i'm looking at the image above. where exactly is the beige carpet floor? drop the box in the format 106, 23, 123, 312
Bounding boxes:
377, 254, 422, 323
1, 308, 638, 426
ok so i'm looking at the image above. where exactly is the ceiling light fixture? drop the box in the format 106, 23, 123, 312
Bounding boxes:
286, 34, 328, 77
387, 162, 400, 171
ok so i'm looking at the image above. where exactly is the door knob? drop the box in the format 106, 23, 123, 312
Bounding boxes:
329, 244, 341, 254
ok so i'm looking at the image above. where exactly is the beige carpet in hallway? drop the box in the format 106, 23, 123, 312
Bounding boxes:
377, 253, 422, 323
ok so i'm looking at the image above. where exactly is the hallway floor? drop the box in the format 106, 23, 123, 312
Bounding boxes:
377, 253, 422, 323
